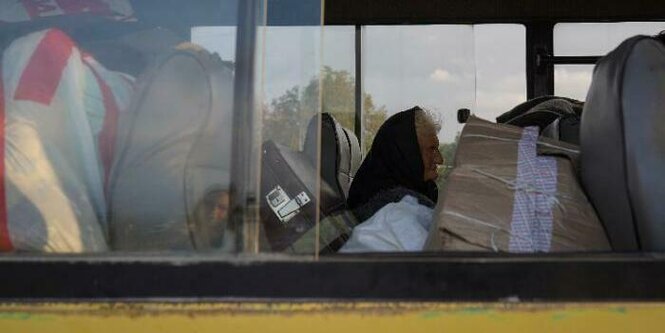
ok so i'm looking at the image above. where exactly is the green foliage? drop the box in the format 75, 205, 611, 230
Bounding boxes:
262, 66, 387, 153
436, 133, 460, 189
263, 87, 303, 149
361, 94, 387, 154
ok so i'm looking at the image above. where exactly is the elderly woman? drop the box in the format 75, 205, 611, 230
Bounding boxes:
341, 106, 444, 252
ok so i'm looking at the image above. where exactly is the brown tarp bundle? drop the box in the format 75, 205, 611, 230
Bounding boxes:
425, 116, 610, 252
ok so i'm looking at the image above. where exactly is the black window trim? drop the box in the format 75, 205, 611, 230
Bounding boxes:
1, 253, 665, 301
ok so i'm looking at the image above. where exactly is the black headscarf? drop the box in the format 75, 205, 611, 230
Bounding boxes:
347, 106, 438, 211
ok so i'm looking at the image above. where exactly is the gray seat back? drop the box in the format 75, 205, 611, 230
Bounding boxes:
303, 113, 361, 206
581, 36, 665, 251
259, 113, 361, 252
108, 44, 234, 251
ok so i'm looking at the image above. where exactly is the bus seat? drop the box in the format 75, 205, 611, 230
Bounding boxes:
108, 43, 234, 251
340, 126, 362, 195
259, 113, 360, 252
581, 35, 665, 251
303, 113, 361, 204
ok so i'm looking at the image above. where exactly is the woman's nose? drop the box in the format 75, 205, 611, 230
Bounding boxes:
435, 150, 444, 164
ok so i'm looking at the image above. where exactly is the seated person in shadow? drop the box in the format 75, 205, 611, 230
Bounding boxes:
341, 106, 443, 252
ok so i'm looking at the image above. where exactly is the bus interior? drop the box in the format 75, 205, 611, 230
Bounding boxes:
0, 0, 664, 301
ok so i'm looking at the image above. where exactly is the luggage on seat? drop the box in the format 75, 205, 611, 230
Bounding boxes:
260, 113, 361, 253
302, 113, 362, 206
496, 96, 583, 145
581, 35, 665, 251
108, 44, 234, 251
0, 29, 133, 252
425, 116, 610, 252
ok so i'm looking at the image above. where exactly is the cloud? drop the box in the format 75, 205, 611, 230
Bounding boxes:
554, 67, 594, 100
430, 68, 454, 82
475, 91, 526, 119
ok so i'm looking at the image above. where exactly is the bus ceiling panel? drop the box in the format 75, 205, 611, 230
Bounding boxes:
133, 0, 238, 27
325, 0, 665, 25
134, 0, 321, 27
266, 0, 323, 26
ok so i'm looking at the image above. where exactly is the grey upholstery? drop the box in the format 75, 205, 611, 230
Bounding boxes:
338, 126, 362, 197
259, 113, 361, 251
108, 45, 234, 251
581, 36, 665, 251
304, 113, 361, 207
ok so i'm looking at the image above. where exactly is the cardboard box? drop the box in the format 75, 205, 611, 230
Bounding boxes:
425, 117, 610, 252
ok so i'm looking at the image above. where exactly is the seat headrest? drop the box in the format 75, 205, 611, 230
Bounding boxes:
338, 126, 362, 196
303, 113, 361, 203
581, 36, 665, 251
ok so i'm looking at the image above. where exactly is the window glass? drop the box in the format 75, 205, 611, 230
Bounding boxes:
255, 25, 355, 149
362, 25, 475, 152
473, 25, 527, 127
554, 22, 665, 100
321, 26, 356, 131
260, 26, 323, 149
554, 22, 665, 56
0, 0, 324, 255
362, 24, 526, 184
554, 65, 594, 101
191, 26, 237, 63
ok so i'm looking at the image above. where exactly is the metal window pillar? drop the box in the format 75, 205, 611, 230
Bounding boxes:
526, 22, 555, 99
354, 24, 363, 145
231, 0, 263, 253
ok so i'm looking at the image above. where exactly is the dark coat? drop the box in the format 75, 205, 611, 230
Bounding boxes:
346, 106, 438, 214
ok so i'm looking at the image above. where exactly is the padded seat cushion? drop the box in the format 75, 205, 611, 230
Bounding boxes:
581, 36, 665, 251
108, 44, 234, 251
303, 113, 361, 207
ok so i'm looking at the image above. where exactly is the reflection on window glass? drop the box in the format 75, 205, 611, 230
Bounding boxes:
0, 0, 325, 255
554, 22, 665, 56
554, 65, 594, 101
198, 25, 336, 255
259, 26, 322, 150
0, 1, 242, 253
321, 26, 356, 131
191, 26, 237, 63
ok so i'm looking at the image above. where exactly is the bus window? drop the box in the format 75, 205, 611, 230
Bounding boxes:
554, 22, 665, 100
191, 26, 237, 63
321, 25, 356, 132
554, 65, 594, 101
0, 0, 326, 256
362, 24, 525, 185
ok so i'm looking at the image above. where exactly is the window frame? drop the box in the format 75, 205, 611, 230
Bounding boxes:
1, 253, 665, 300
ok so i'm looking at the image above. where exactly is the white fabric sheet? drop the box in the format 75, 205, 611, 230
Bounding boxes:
340, 195, 433, 252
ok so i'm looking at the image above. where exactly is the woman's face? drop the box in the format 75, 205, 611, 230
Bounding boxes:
418, 131, 444, 181
212, 192, 230, 222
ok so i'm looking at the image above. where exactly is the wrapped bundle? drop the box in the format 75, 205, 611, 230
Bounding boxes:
0, 29, 133, 252
425, 116, 609, 252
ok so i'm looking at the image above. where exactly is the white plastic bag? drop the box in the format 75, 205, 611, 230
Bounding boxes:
340, 195, 433, 252
1, 29, 133, 252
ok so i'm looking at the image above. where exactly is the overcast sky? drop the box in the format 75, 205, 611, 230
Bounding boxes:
193, 22, 665, 145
